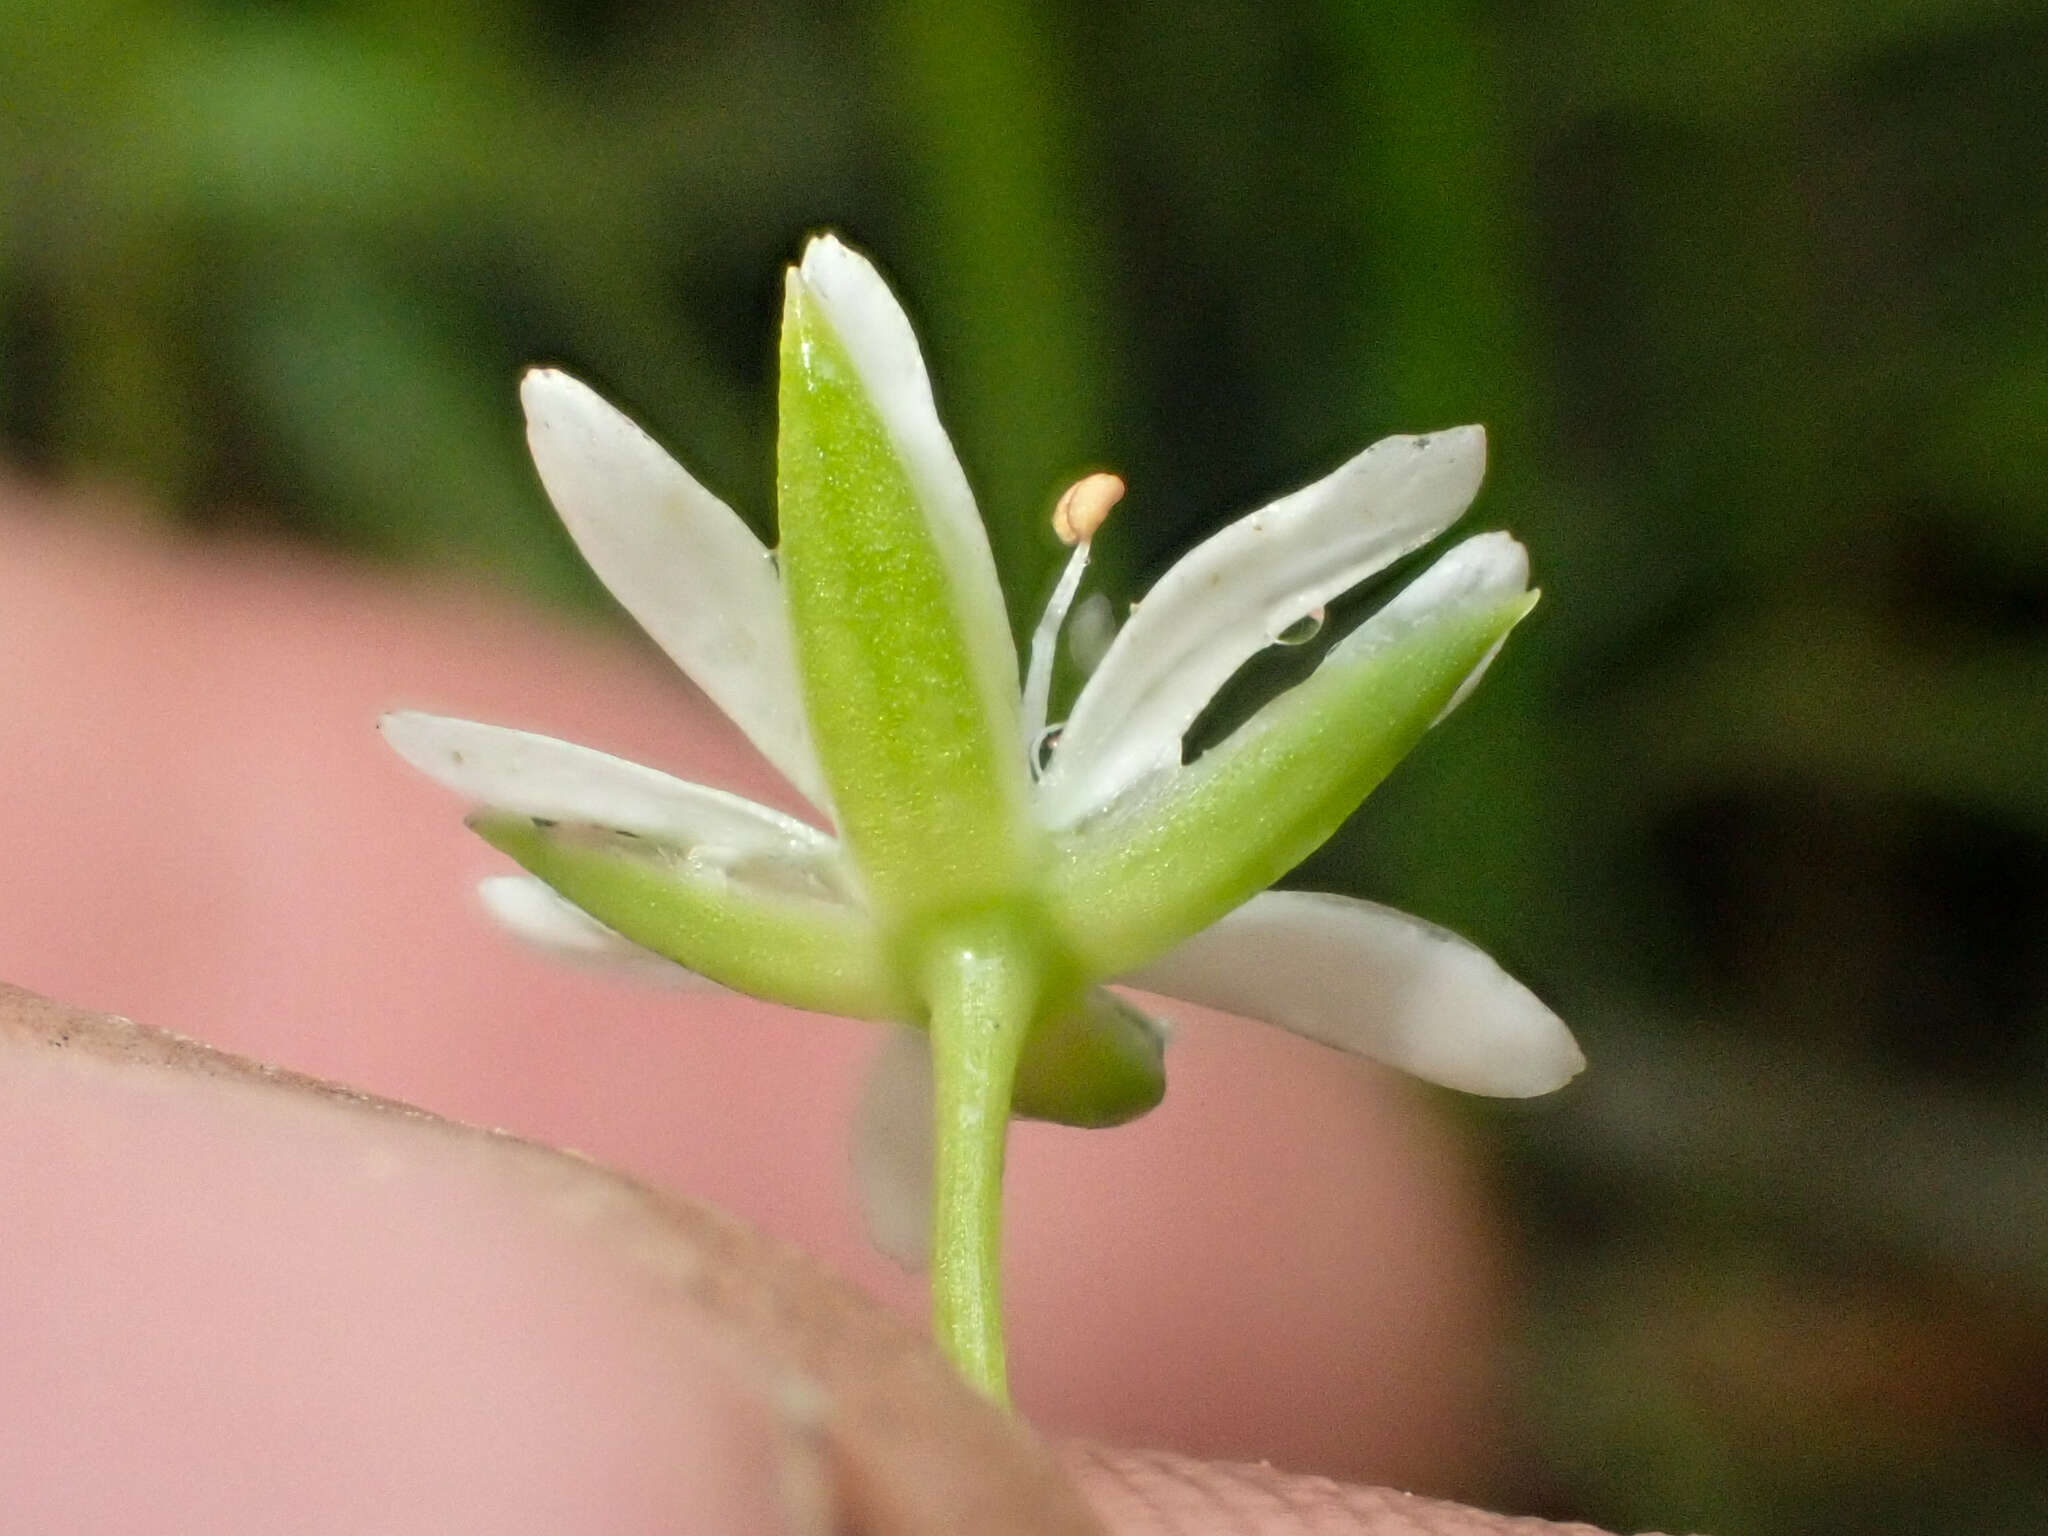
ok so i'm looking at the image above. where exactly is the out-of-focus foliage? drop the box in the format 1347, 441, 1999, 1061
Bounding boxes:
5, 1, 2046, 1530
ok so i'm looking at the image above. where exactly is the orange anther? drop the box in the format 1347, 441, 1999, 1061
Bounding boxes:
1052, 472, 1125, 546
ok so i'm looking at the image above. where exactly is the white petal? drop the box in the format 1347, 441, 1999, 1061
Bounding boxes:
1128, 889, 1583, 1097
1323, 529, 1531, 725
1333, 528, 1527, 660
848, 1027, 933, 1269
792, 236, 1020, 716
519, 369, 831, 812
1036, 427, 1487, 827
380, 712, 850, 894
476, 876, 720, 987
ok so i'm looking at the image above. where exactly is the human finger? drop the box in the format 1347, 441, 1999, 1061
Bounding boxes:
1068, 1445, 1642, 1536
0, 981, 1095, 1534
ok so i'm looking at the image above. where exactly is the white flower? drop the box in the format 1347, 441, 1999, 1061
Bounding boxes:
382, 235, 1581, 1388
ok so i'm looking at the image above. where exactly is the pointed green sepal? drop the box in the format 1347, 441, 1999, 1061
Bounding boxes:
1050, 590, 1540, 980
775, 258, 1038, 933
470, 813, 907, 1021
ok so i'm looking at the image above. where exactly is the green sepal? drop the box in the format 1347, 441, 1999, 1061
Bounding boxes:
776, 277, 1037, 934
1010, 987, 1167, 1129
1050, 591, 1540, 980
470, 812, 907, 1021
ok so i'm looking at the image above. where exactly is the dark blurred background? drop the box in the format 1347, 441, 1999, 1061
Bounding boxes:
4, 1, 2046, 1530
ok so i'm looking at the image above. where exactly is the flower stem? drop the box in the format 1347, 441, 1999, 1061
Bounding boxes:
925, 929, 1036, 1404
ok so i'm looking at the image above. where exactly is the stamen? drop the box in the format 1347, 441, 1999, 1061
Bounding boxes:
1053, 472, 1124, 546
1025, 472, 1127, 769
1022, 539, 1090, 764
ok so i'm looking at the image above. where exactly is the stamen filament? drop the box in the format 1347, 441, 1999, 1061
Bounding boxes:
1021, 538, 1092, 756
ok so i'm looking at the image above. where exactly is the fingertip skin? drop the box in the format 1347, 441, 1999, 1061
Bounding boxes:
1062, 1445, 1642, 1536
0, 983, 1103, 1536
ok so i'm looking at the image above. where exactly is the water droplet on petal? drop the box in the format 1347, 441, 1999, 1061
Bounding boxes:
1030, 724, 1064, 779
1269, 607, 1325, 646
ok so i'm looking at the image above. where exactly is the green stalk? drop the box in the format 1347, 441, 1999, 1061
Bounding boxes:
924, 929, 1037, 1403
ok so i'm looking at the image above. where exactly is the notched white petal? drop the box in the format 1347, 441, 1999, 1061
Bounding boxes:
477, 876, 719, 987
792, 236, 1020, 716
849, 1027, 934, 1269
519, 368, 831, 812
1037, 426, 1488, 828
1129, 889, 1583, 1097
381, 712, 857, 902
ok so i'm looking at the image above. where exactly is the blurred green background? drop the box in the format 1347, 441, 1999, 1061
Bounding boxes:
4, 1, 2046, 1529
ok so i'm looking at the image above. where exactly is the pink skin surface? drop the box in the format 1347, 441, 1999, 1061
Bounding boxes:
0, 487, 1512, 1494
1, 999, 807, 1536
